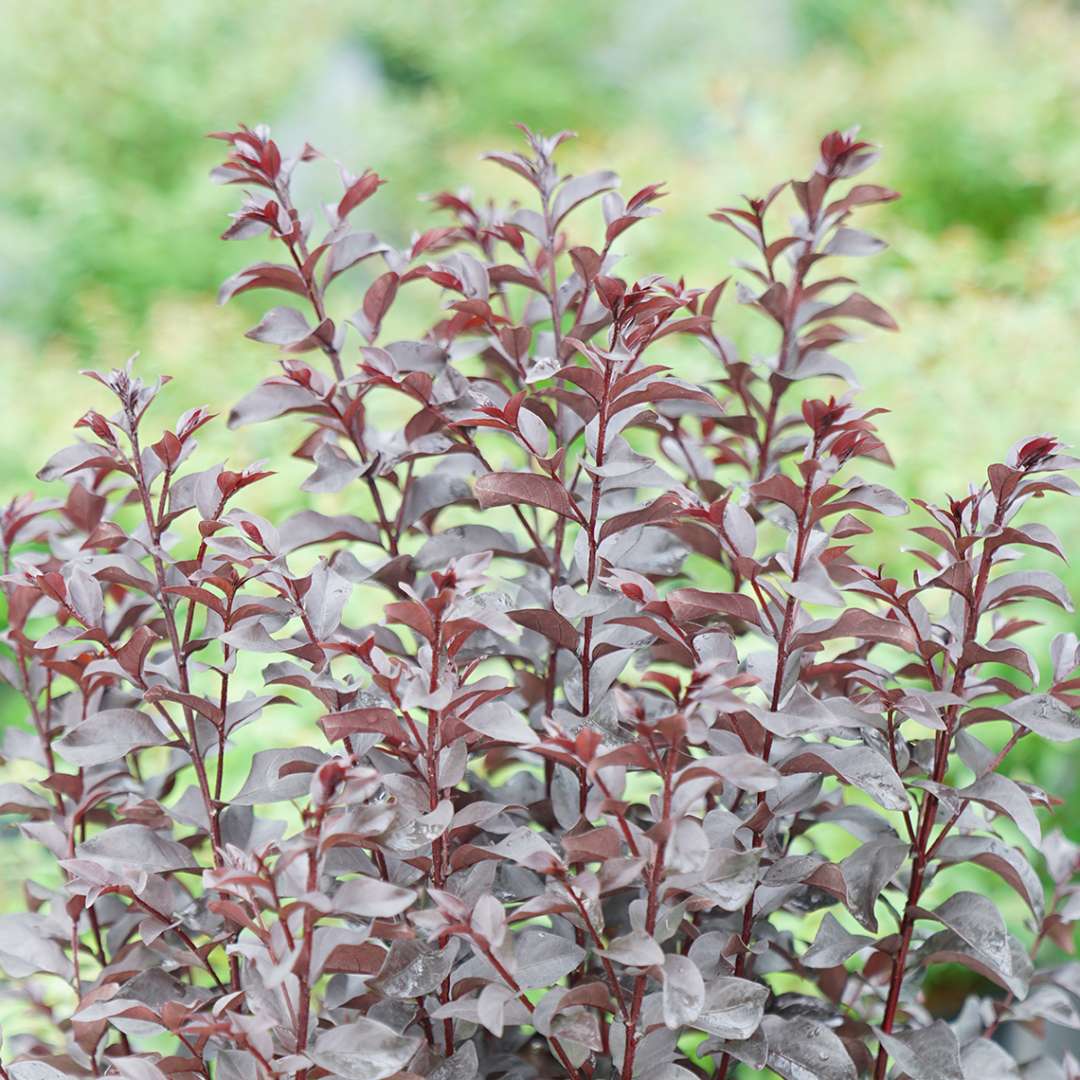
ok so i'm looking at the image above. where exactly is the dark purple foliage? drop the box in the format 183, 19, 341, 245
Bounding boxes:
1, 120, 1080, 1080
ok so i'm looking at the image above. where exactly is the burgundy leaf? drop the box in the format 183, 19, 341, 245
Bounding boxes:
474, 471, 580, 520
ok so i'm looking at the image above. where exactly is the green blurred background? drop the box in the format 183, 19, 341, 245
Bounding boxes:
1, 0, 1079, 980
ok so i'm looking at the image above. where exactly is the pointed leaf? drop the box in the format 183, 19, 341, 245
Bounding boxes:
309, 1017, 419, 1080
761, 1016, 857, 1080
697, 977, 768, 1041
335, 877, 417, 918
475, 471, 579, 520
661, 953, 705, 1028
875, 1021, 963, 1080
56, 709, 164, 767
552, 170, 619, 227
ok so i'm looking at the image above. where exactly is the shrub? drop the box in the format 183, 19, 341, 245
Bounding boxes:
1, 121, 1079, 1080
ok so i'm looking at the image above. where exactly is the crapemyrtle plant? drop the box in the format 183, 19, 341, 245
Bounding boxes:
1, 120, 1080, 1080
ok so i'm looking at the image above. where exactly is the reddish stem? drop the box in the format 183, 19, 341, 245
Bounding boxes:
873, 497, 1009, 1078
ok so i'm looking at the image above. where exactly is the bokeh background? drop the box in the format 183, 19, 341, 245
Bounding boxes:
1, 0, 1079, 1040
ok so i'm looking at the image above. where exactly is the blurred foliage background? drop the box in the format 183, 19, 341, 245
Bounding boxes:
1, 0, 1078, 1014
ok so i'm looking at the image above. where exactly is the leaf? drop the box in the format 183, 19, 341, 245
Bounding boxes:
305, 561, 352, 639
752, 473, 805, 513
334, 877, 417, 918
490, 826, 560, 870
698, 1029, 768, 1072
825, 227, 888, 257
482, 150, 536, 184
0, 913, 71, 979
74, 824, 197, 873
301, 442, 361, 494
840, 836, 909, 931
780, 744, 909, 811
955, 772, 1041, 847
374, 939, 459, 998
744, 686, 840, 739
309, 1016, 420, 1080
599, 493, 679, 542
875, 1021, 963, 1080
693, 753, 781, 793
37, 442, 108, 482
320, 706, 399, 744
217, 262, 306, 305
916, 928, 1031, 998
383, 799, 453, 853
984, 569, 1072, 612
666, 588, 761, 627
678, 848, 762, 911
917, 891, 1011, 980
792, 608, 916, 653
552, 170, 619, 226
56, 708, 164, 767
214, 1053, 261, 1080
724, 502, 757, 556
9, 1065, 79, 1080
461, 700, 539, 747
384, 599, 435, 642
107, 1058, 169, 1080
599, 930, 664, 968
398, 473, 472, 531
960, 1039, 1019, 1079
509, 608, 580, 650
1010, 983, 1080, 1028
933, 835, 1044, 921
814, 291, 898, 331
612, 378, 719, 415
470, 893, 507, 947
554, 584, 617, 620
761, 1016, 857, 1080
829, 183, 901, 212
824, 481, 909, 518
696, 977, 768, 1040
1043, 829, 1080, 884
474, 471, 580, 520
514, 930, 586, 989
802, 912, 874, 968
1002, 693, 1080, 742
429, 1043, 480, 1080
67, 564, 103, 625
232, 747, 328, 804
338, 170, 384, 218
227, 381, 315, 428
354, 271, 399, 342
415, 524, 521, 568
324, 231, 388, 285
0, 783, 52, 817
661, 953, 704, 1028
244, 305, 312, 347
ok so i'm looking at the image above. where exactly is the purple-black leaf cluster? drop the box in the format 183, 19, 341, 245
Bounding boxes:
1, 122, 1079, 1080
